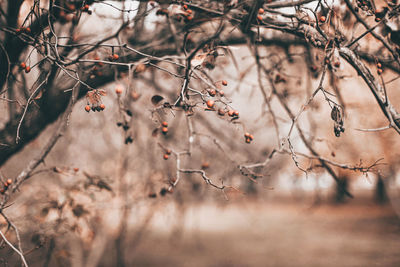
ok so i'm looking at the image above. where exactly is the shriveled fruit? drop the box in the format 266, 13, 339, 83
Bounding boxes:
148, 192, 157, 198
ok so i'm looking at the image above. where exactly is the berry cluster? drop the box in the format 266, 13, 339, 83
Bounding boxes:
19, 62, 31, 73
85, 103, 105, 112
84, 89, 107, 112
161, 121, 169, 135
244, 132, 254, 144
163, 148, 172, 160
181, 4, 193, 22
376, 62, 383, 75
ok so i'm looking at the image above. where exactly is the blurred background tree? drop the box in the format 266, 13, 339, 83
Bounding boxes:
1, 0, 400, 266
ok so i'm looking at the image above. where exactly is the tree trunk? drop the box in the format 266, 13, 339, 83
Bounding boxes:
334, 176, 349, 203
375, 176, 387, 204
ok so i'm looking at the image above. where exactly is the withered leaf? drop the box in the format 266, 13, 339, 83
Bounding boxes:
86, 91, 101, 105
72, 204, 88, 218
86, 89, 106, 105
331, 105, 342, 124
97, 180, 112, 192
191, 53, 207, 67
151, 95, 164, 105
97, 89, 107, 96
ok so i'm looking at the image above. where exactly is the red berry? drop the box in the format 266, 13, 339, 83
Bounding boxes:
85, 105, 91, 112
115, 86, 123, 95
206, 100, 214, 109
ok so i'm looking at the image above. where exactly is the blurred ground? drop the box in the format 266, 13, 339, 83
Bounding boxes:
3, 194, 400, 266
117, 198, 400, 267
